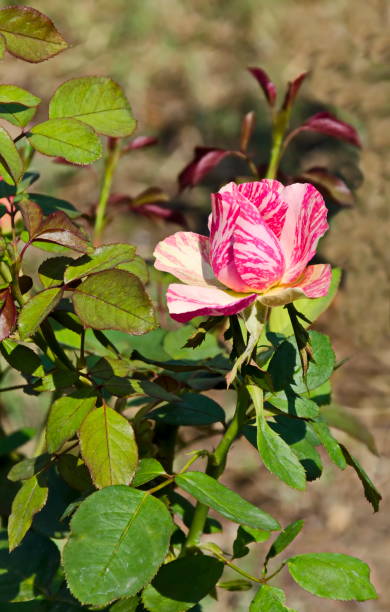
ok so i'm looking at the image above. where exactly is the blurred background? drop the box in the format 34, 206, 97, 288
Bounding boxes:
1, 0, 389, 609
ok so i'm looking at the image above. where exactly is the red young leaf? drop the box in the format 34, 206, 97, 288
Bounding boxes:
297, 167, 355, 206
294, 111, 361, 147
134, 203, 186, 226
282, 72, 308, 110
32, 211, 90, 252
17, 200, 43, 237
178, 147, 242, 191
123, 136, 158, 152
240, 111, 256, 152
247, 67, 277, 106
0, 288, 17, 340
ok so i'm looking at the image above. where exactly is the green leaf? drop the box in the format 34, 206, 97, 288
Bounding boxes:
0, 84, 40, 127
72, 269, 156, 334
7, 453, 50, 482
49, 77, 136, 137
64, 244, 137, 282
29, 118, 102, 165
0, 34, 5, 60
287, 553, 378, 600
0, 530, 60, 603
110, 597, 139, 612
321, 404, 378, 455
341, 445, 382, 512
311, 420, 346, 469
117, 255, 149, 284
268, 331, 335, 394
233, 525, 270, 559
28, 193, 79, 218
8, 474, 48, 551
175, 471, 280, 531
46, 389, 97, 453
0, 126, 23, 184
250, 585, 289, 611
142, 555, 224, 612
79, 405, 138, 488
266, 392, 319, 418
132, 458, 166, 487
248, 385, 306, 490
0, 339, 44, 376
265, 520, 304, 566
63, 486, 173, 606
268, 268, 341, 336
163, 325, 221, 361
57, 454, 93, 492
0, 6, 68, 63
18, 287, 63, 340
148, 393, 225, 426
38, 256, 73, 288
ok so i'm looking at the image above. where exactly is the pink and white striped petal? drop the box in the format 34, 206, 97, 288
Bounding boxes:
278, 183, 329, 283
236, 180, 288, 238
258, 263, 331, 307
233, 196, 285, 291
166, 283, 257, 322
153, 232, 216, 286
209, 185, 253, 292
291, 263, 332, 297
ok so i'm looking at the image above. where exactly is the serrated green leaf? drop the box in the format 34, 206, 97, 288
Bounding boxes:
57, 454, 93, 492
0, 126, 23, 185
63, 486, 173, 606
266, 392, 319, 418
0, 530, 60, 603
312, 420, 346, 469
117, 255, 149, 284
268, 268, 341, 337
176, 471, 279, 531
248, 385, 306, 490
28, 193, 79, 218
148, 393, 224, 426
18, 287, 63, 340
29, 118, 102, 165
64, 244, 137, 282
0, 84, 40, 127
79, 405, 138, 488
233, 524, 270, 559
46, 389, 97, 453
110, 597, 139, 612
142, 555, 223, 612
287, 553, 378, 600
8, 474, 48, 551
72, 269, 156, 334
0, 6, 68, 63
132, 458, 166, 487
265, 520, 304, 566
250, 585, 288, 611
38, 256, 73, 288
7, 453, 50, 482
341, 445, 382, 512
0, 339, 44, 376
49, 77, 136, 137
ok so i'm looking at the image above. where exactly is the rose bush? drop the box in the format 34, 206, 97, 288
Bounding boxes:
154, 179, 331, 322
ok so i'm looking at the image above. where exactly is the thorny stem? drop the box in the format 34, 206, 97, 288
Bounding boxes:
185, 388, 250, 549
93, 139, 122, 244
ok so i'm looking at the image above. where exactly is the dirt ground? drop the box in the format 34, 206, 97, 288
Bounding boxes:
1, 0, 389, 609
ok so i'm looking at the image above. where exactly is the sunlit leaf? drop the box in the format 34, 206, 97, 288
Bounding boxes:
0, 84, 40, 127
8, 474, 48, 551
18, 287, 63, 340
29, 118, 102, 165
46, 389, 97, 453
0, 126, 23, 185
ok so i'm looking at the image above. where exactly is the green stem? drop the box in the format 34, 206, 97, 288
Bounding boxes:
202, 545, 264, 584
185, 389, 250, 549
93, 139, 122, 244
264, 109, 291, 180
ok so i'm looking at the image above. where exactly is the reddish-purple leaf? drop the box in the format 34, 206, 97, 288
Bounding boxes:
134, 203, 186, 226
123, 136, 158, 152
248, 67, 277, 106
32, 211, 90, 252
178, 147, 243, 191
17, 200, 43, 237
131, 187, 169, 208
0, 288, 17, 340
293, 111, 361, 147
240, 111, 256, 152
297, 167, 355, 206
282, 72, 308, 110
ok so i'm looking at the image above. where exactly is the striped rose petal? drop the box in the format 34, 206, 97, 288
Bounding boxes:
279, 183, 329, 283
259, 264, 331, 306
166, 283, 257, 323
209, 185, 253, 292
233, 196, 285, 291
153, 231, 216, 286
236, 180, 287, 238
